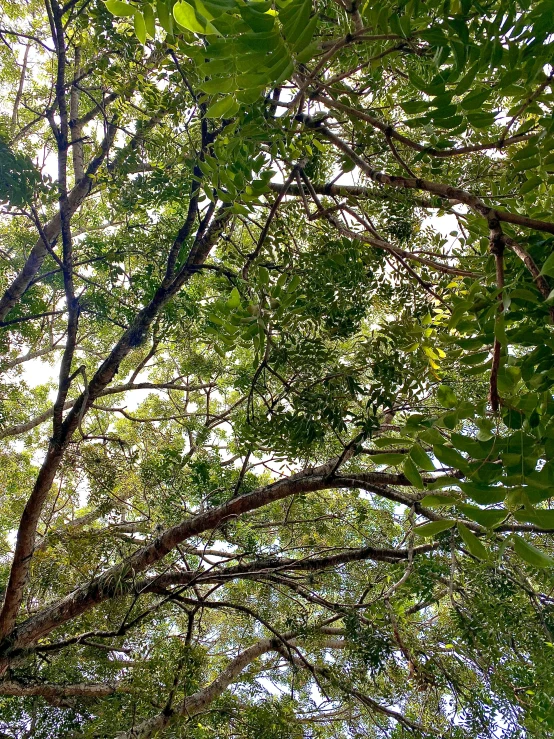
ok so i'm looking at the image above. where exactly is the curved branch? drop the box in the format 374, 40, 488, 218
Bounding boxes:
314, 93, 536, 159
297, 115, 554, 236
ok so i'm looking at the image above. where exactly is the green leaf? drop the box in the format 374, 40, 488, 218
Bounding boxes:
403, 457, 423, 489
512, 509, 554, 529
292, 11, 318, 52
105, 0, 136, 16
373, 453, 407, 466
388, 13, 404, 38
466, 111, 497, 129
419, 27, 449, 46
410, 443, 435, 471
513, 156, 540, 172
447, 300, 472, 329
143, 3, 156, 36
205, 95, 239, 118
457, 522, 488, 560
295, 40, 319, 64
433, 445, 468, 471
174, 0, 218, 33
157, 0, 174, 33
460, 482, 506, 505
520, 175, 542, 195
458, 504, 507, 528
442, 412, 459, 430
450, 433, 488, 458
199, 59, 232, 75
494, 315, 509, 346
428, 476, 462, 490
415, 519, 456, 537
200, 76, 235, 94
240, 5, 274, 32
459, 351, 490, 366
281, 0, 312, 45
450, 39, 466, 71
199, 0, 237, 18
419, 428, 446, 446
237, 29, 281, 52
401, 100, 429, 115
509, 288, 539, 304
460, 88, 492, 111
540, 251, 554, 277
454, 61, 479, 95
437, 384, 458, 408
513, 535, 554, 568
134, 10, 147, 44
227, 287, 241, 309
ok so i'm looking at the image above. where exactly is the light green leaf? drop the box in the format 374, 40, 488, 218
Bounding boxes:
205, 95, 239, 118
373, 453, 407, 466
143, 3, 156, 36
105, 0, 136, 16
540, 251, 554, 278
226, 287, 241, 309
200, 76, 235, 94
173, 0, 218, 34
415, 519, 456, 537
134, 11, 147, 44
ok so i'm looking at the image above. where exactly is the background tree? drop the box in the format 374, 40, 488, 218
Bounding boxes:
0, 0, 554, 736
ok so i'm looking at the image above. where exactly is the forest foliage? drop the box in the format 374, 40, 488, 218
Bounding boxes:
0, 0, 554, 735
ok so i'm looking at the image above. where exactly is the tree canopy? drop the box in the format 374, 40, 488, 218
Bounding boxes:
1, 0, 554, 735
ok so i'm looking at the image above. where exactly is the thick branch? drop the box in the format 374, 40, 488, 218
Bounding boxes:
0, 679, 123, 704
0, 207, 230, 641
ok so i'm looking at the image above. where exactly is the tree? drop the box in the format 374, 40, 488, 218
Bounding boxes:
0, 0, 553, 735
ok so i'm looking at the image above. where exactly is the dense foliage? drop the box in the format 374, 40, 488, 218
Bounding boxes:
0, 0, 554, 735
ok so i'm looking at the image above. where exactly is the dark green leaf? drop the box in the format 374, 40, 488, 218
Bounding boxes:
457, 522, 488, 560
